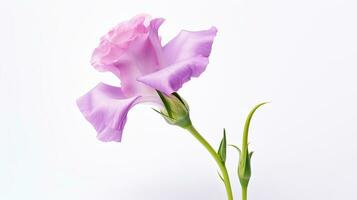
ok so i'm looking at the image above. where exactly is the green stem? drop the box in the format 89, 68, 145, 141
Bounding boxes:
185, 125, 233, 200
242, 186, 247, 200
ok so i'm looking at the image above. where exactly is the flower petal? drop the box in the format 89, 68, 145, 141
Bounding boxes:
137, 56, 208, 95
116, 18, 165, 96
76, 83, 140, 142
147, 18, 165, 68
137, 27, 217, 94
91, 17, 166, 97
163, 27, 217, 66
91, 14, 150, 71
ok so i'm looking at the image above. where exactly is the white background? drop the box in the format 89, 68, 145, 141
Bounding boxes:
1, 0, 357, 199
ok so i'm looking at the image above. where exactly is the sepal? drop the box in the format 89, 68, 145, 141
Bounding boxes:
217, 129, 227, 164
155, 91, 191, 128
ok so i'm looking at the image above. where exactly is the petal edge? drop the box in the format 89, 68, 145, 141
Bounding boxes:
76, 83, 140, 142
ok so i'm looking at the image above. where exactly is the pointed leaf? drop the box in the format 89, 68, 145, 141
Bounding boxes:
249, 151, 254, 160
151, 108, 173, 120
172, 92, 185, 105
172, 92, 189, 111
229, 144, 241, 156
217, 129, 227, 163
156, 90, 173, 118
217, 171, 224, 182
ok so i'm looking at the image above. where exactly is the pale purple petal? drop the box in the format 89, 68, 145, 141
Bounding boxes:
137, 27, 217, 94
112, 18, 165, 96
90, 16, 165, 97
91, 14, 149, 71
163, 27, 217, 65
147, 18, 165, 68
137, 56, 208, 95
76, 83, 140, 142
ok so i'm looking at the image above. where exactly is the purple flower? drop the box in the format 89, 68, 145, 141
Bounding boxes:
77, 14, 217, 142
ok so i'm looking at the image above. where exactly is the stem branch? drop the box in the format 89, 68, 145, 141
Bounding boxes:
185, 125, 233, 200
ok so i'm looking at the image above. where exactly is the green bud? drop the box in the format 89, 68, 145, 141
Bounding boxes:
154, 91, 191, 128
238, 148, 253, 187
231, 102, 268, 188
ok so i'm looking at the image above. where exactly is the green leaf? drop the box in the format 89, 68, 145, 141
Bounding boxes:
172, 92, 185, 105
151, 108, 173, 120
217, 129, 227, 163
217, 171, 224, 182
156, 90, 173, 118
229, 144, 241, 156
249, 151, 254, 160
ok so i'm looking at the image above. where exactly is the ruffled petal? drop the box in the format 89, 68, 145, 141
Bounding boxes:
76, 83, 140, 142
137, 27, 217, 94
91, 14, 150, 71
90, 16, 166, 97
115, 18, 165, 96
137, 56, 208, 95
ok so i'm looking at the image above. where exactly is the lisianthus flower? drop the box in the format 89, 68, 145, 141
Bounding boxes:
77, 14, 217, 142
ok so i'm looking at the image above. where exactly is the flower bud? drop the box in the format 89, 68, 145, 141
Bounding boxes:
238, 148, 253, 187
231, 102, 268, 188
155, 91, 192, 128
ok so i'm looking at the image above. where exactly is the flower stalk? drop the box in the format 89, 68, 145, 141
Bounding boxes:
156, 91, 233, 200
185, 125, 234, 200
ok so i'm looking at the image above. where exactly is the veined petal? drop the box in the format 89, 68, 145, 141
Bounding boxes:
137, 56, 208, 95
76, 83, 140, 142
